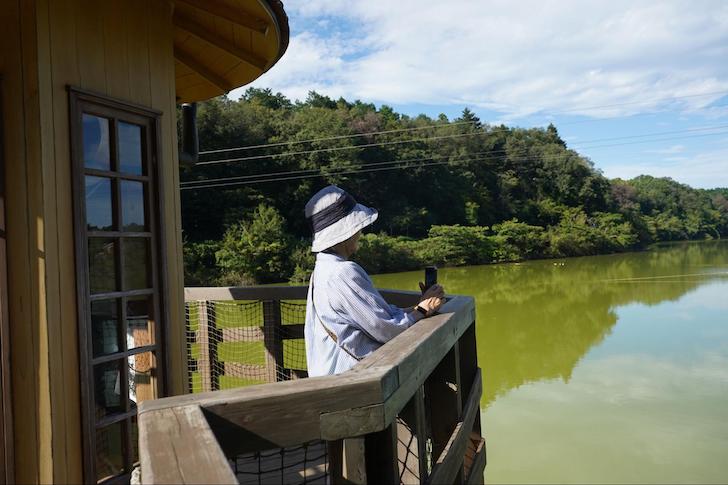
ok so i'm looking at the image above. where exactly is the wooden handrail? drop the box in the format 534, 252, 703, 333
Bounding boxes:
140, 288, 483, 484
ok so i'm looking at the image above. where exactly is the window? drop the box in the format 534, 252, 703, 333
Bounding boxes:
70, 89, 166, 483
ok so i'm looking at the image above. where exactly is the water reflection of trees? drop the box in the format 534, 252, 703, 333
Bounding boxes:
435, 241, 728, 406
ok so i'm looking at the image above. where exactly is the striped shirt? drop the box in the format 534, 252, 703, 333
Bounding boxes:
304, 252, 421, 376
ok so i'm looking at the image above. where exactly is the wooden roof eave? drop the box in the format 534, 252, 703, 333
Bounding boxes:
172, 0, 290, 103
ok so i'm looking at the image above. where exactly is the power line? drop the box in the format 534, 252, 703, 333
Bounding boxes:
199, 120, 479, 155
181, 128, 728, 188
195, 131, 484, 166
191, 122, 728, 168
182, 156, 489, 191
199, 89, 728, 156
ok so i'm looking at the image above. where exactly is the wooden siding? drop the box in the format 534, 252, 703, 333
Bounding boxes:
0, 0, 186, 482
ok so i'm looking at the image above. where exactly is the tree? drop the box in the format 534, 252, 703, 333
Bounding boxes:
215, 204, 293, 284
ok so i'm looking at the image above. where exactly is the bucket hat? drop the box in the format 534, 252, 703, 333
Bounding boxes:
305, 185, 378, 252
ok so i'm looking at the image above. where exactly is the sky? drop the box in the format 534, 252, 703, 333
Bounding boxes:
231, 0, 728, 189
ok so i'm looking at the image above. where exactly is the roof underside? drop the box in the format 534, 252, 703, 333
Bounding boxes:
172, 0, 289, 103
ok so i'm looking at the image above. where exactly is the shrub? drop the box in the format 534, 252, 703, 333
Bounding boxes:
216, 204, 293, 284
353, 233, 420, 274
183, 240, 221, 286
414, 225, 495, 266
491, 219, 547, 261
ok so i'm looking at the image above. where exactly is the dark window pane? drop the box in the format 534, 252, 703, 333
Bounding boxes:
89, 238, 117, 294
85, 176, 113, 231
91, 300, 121, 357
130, 415, 139, 465
128, 352, 156, 407
121, 180, 146, 231
126, 296, 154, 350
95, 422, 125, 482
122, 239, 149, 290
83, 114, 110, 171
94, 360, 124, 419
118, 122, 143, 175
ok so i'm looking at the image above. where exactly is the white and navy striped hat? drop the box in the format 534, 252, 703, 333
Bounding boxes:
305, 185, 378, 252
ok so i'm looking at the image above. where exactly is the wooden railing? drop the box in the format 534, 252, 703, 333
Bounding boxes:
139, 286, 485, 484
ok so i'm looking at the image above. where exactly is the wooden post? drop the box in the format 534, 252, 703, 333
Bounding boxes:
196, 301, 211, 392
364, 424, 399, 484
262, 300, 283, 383
425, 344, 463, 483
207, 302, 221, 391
458, 321, 484, 484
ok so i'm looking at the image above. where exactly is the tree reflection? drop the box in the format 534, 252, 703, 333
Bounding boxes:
420, 241, 728, 406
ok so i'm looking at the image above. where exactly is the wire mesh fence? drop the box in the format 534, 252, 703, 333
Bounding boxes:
184, 298, 422, 484
185, 299, 308, 392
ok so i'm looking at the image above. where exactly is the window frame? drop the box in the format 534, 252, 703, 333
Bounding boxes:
69, 87, 169, 484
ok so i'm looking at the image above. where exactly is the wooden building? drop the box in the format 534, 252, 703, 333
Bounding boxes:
0, 1, 289, 482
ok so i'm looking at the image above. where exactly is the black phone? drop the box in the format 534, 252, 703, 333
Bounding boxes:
424, 266, 438, 292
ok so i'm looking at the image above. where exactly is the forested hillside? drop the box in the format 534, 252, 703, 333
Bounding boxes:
181, 89, 728, 285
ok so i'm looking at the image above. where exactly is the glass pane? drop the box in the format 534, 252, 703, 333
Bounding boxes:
91, 300, 121, 357
126, 296, 154, 350
95, 422, 125, 482
121, 180, 146, 231
128, 352, 156, 408
94, 360, 124, 419
88, 238, 117, 294
85, 176, 113, 231
118, 122, 143, 175
130, 415, 139, 464
122, 239, 149, 290
83, 114, 110, 171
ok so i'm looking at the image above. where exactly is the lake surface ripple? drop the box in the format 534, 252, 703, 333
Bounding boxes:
372, 240, 728, 484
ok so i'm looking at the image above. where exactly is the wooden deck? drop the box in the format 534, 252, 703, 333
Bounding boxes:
138, 286, 486, 484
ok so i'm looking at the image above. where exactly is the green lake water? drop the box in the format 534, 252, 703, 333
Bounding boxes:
371, 240, 728, 484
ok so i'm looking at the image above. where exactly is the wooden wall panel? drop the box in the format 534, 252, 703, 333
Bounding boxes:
0, 0, 185, 481
0, 0, 42, 483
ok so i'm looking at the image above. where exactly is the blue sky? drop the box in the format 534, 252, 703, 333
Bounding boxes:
232, 0, 728, 188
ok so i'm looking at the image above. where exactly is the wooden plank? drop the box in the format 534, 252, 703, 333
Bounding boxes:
262, 300, 283, 382
184, 285, 308, 301
125, 0, 152, 106
378, 288, 422, 308
148, 0, 188, 396
207, 303, 221, 390
139, 405, 236, 484
196, 301, 212, 392
176, 0, 270, 34
174, 45, 232, 93
426, 370, 482, 485
75, 0, 107, 91
45, 0, 85, 480
426, 346, 461, 464
101, 0, 131, 100
138, 369, 386, 453
341, 437, 367, 485
464, 437, 485, 485
173, 12, 267, 70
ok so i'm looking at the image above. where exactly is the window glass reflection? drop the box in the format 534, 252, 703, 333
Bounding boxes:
88, 238, 117, 294
126, 296, 154, 350
121, 180, 146, 231
122, 239, 149, 290
91, 300, 121, 357
95, 422, 125, 481
128, 352, 156, 408
83, 114, 111, 171
85, 176, 113, 231
93, 360, 124, 419
118, 122, 143, 175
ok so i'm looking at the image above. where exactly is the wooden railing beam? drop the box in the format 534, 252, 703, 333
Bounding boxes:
139, 405, 236, 484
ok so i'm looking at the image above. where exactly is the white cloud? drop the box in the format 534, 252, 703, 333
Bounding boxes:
645, 144, 686, 154
243, 0, 728, 119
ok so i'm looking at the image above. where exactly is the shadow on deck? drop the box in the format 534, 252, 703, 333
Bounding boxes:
138, 286, 485, 484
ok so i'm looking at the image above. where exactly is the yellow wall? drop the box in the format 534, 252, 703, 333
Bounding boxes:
0, 0, 187, 482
